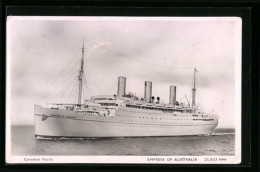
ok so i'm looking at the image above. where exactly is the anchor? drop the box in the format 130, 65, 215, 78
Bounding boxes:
42, 114, 48, 121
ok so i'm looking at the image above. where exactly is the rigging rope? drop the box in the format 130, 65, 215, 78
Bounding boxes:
47, 69, 79, 103
67, 78, 78, 104
196, 72, 204, 111
48, 67, 79, 104
83, 59, 93, 98
84, 37, 194, 69
37, 50, 82, 104
83, 72, 91, 99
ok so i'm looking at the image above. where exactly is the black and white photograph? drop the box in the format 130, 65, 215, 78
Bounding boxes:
6, 16, 241, 164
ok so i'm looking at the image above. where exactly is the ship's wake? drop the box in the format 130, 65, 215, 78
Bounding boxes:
35, 133, 234, 141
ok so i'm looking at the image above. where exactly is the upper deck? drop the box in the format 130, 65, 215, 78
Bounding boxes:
45, 95, 218, 119
91, 95, 201, 115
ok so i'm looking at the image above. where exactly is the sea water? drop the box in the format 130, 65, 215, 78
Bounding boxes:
11, 126, 235, 156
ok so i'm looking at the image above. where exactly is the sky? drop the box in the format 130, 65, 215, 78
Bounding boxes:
7, 17, 241, 128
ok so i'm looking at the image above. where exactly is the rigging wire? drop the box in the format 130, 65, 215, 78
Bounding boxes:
44, 56, 81, 102
48, 67, 79, 103
67, 78, 78, 104
50, 67, 79, 95
50, 59, 81, 93
82, 47, 94, 99
91, 80, 101, 95
46, 68, 79, 103
84, 37, 194, 69
83, 72, 91, 99
83, 58, 93, 98
196, 72, 204, 111
36, 48, 81, 104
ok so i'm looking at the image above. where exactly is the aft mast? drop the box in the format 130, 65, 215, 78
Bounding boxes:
78, 38, 85, 105
192, 67, 198, 107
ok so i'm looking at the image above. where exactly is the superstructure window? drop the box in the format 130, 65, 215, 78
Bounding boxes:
125, 104, 189, 114
94, 98, 114, 100
100, 103, 118, 106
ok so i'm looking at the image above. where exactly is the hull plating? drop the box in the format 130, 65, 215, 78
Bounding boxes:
34, 105, 218, 138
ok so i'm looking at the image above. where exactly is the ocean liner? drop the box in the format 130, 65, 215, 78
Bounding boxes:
34, 40, 218, 138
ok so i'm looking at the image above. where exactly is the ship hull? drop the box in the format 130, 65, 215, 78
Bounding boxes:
34, 105, 218, 138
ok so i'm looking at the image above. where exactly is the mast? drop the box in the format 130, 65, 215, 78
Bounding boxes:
78, 38, 85, 105
192, 67, 197, 107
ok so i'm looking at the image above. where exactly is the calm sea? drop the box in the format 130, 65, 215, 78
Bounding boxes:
11, 126, 235, 156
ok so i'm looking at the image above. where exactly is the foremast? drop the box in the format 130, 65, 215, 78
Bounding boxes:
78, 38, 85, 105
